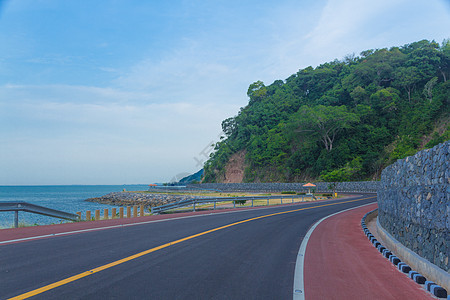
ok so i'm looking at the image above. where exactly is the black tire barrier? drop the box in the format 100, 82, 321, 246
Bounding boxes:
361, 209, 448, 299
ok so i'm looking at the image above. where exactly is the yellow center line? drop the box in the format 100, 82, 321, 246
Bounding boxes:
8, 196, 376, 300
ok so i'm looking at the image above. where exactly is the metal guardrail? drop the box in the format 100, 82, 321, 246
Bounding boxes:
0, 201, 80, 228
151, 194, 316, 214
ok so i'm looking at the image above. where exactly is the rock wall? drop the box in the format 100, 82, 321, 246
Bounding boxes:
377, 141, 449, 272
187, 181, 379, 192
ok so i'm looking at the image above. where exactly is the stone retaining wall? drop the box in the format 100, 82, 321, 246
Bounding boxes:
377, 141, 449, 272
187, 181, 379, 193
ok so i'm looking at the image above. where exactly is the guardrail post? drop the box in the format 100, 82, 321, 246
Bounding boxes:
119, 207, 124, 219
127, 206, 131, 218
112, 208, 117, 219
193, 201, 196, 212
251, 198, 253, 207
14, 210, 19, 228
233, 200, 235, 209
267, 197, 269, 206
133, 205, 138, 217
214, 201, 216, 210
86, 211, 91, 221
95, 210, 100, 221
104, 209, 108, 220
292, 196, 294, 203
281, 197, 283, 205
140, 205, 144, 217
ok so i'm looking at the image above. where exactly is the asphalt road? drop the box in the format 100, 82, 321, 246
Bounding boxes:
0, 194, 376, 300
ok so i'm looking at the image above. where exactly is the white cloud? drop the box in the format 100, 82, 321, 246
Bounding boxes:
115, 39, 250, 106
301, 0, 404, 62
0, 84, 239, 184
305, 0, 392, 43
268, 0, 450, 73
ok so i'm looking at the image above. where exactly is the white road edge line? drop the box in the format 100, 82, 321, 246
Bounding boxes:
0, 198, 359, 245
293, 201, 376, 300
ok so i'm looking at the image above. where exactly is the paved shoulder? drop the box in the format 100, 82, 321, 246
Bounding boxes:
303, 203, 432, 299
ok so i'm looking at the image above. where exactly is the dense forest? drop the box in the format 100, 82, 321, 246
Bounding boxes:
203, 40, 450, 183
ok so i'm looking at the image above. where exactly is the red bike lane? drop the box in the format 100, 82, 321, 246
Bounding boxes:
303, 203, 432, 299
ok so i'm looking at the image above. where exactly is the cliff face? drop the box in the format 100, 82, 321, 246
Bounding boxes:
221, 150, 246, 183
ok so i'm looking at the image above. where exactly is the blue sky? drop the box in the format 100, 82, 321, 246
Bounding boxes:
0, 0, 449, 185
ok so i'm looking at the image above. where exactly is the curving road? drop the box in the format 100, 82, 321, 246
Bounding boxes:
0, 194, 376, 299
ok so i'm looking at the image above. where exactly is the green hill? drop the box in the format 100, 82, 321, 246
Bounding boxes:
178, 169, 204, 184
203, 39, 450, 183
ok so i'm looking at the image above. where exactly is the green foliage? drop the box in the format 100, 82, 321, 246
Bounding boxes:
320, 157, 363, 182
234, 199, 247, 205
425, 125, 450, 148
204, 39, 450, 182
390, 136, 419, 160
423, 77, 438, 102
247, 80, 267, 104
292, 105, 360, 152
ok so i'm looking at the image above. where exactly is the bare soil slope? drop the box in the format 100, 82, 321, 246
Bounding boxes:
223, 150, 246, 183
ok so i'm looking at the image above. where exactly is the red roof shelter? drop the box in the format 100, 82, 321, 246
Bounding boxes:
303, 183, 316, 194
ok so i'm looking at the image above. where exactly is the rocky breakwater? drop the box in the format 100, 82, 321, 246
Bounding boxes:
85, 192, 201, 208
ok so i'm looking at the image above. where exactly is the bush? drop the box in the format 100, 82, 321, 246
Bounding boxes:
425, 126, 450, 149
281, 191, 296, 194
234, 199, 247, 205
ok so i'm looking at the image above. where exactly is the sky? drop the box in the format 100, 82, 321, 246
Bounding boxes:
0, 0, 449, 185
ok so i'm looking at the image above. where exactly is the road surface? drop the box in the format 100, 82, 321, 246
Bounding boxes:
1, 195, 375, 299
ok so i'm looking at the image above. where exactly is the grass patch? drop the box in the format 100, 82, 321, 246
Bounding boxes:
281, 191, 296, 194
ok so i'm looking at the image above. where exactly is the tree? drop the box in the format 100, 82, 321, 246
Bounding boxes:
370, 88, 400, 112
222, 117, 236, 137
438, 39, 450, 82
320, 157, 363, 182
247, 81, 267, 104
350, 86, 369, 106
294, 105, 360, 152
393, 66, 421, 102
423, 77, 438, 102
352, 48, 405, 87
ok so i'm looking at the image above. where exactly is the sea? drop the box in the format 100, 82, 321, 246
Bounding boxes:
0, 185, 149, 229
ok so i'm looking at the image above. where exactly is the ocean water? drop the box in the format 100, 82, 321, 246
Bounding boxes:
0, 185, 149, 228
